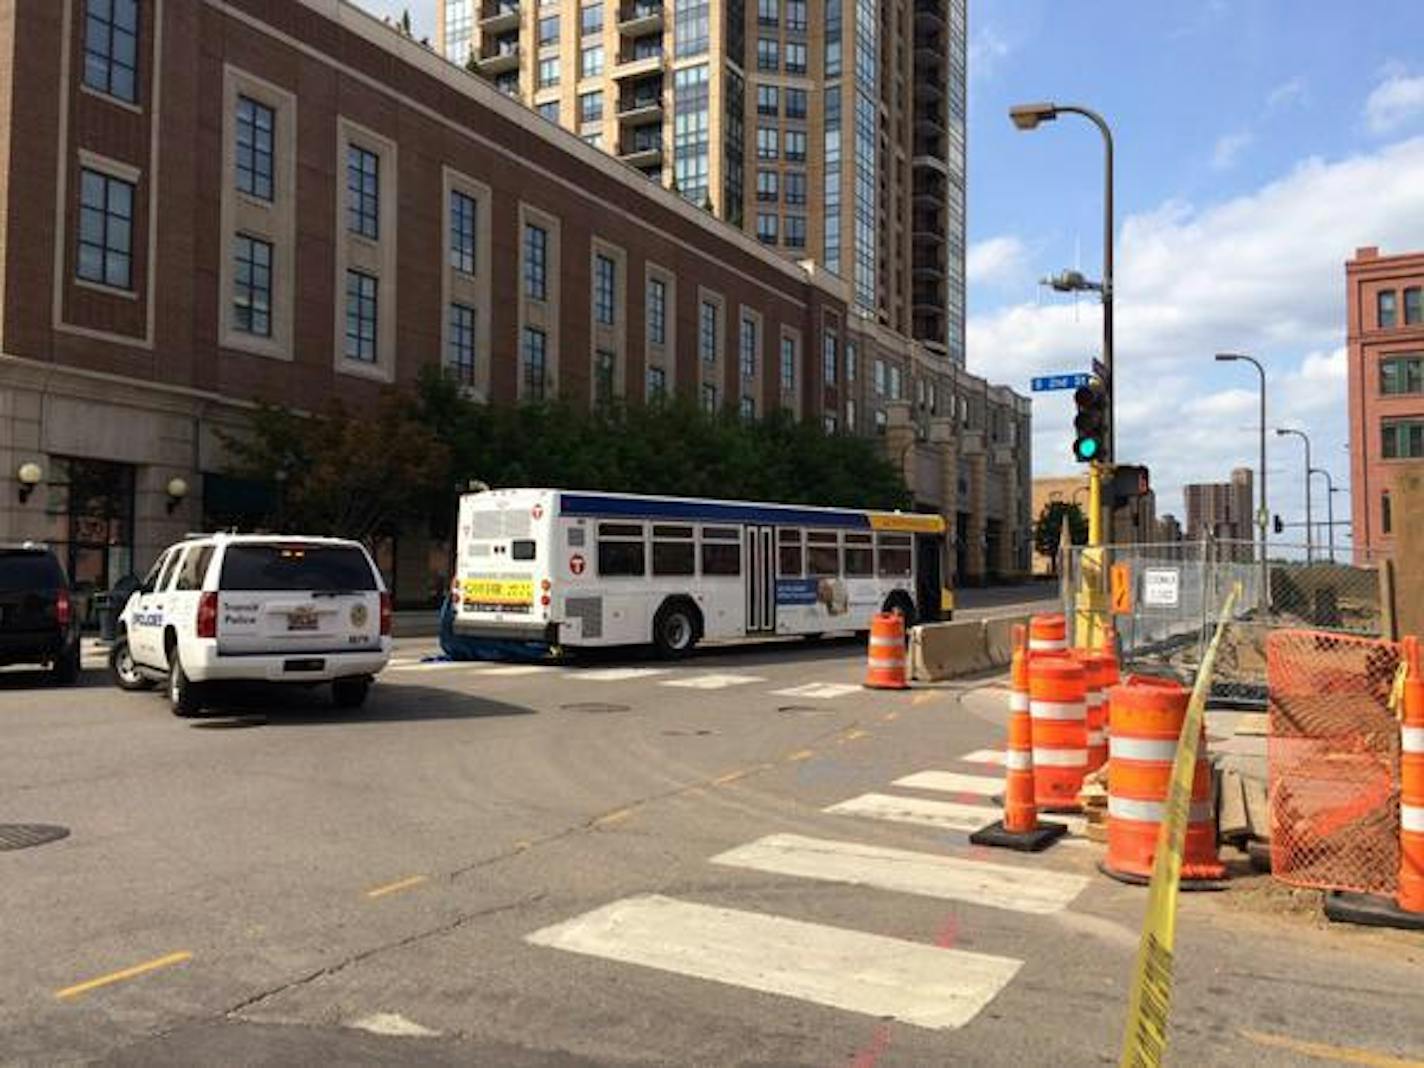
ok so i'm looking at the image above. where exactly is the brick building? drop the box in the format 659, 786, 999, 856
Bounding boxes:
0, 0, 1029, 603
1346, 245, 1424, 561
1184, 468, 1253, 543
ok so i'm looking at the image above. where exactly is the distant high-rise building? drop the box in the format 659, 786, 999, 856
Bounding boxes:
1155, 514, 1183, 543
1184, 467, 1254, 542
437, 0, 967, 364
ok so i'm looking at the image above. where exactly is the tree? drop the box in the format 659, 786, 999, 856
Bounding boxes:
399, 8, 413, 36
1034, 500, 1088, 574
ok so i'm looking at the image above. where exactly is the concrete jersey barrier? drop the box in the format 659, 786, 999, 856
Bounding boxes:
910, 614, 1033, 682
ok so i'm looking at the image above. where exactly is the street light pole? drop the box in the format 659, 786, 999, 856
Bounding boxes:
1311, 467, 1336, 563
1215, 353, 1268, 601
1276, 428, 1313, 563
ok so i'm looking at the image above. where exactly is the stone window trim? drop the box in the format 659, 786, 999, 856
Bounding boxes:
697, 287, 725, 378
589, 238, 628, 408
220, 65, 296, 361
518, 201, 562, 401
779, 325, 802, 417
441, 167, 494, 400
644, 261, 677, 398
333, 116, 398, 383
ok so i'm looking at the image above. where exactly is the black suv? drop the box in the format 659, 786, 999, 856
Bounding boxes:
0, 544, 81, 684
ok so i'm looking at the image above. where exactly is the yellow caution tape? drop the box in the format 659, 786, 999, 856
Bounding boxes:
1389, 660, 1409, 720
1118, 583, 1241, 1068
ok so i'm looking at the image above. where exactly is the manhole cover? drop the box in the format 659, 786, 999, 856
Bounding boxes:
0, 824, 70, 851
560, 702, 631, 714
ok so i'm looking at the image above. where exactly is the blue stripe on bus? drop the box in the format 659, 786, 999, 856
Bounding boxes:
558, 493, 874, 530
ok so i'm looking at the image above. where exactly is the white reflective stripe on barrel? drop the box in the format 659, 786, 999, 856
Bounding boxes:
1033, 748, 1087, 768
1087, 730, 1106, 746
873, 657, 906, 669
1005, 750, 1033, 771
1030, 700, 1086, 721
1029, 638, 1066, 651
1110, 736, 1180, 763
1403, 726, 1424, 753
870, 636, 904, 649
1009, 693, 1030, 713
1403, 804, 1424, 834
1108, 796, 1213, 824
1085, 690, 1104, 706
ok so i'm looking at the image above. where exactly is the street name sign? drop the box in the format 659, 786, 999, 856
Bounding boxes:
1030, 373, 1091, 392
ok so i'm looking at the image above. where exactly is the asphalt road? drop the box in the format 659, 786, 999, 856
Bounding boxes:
0, 631, 1420, 1067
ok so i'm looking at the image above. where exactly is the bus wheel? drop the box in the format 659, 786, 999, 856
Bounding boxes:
653, 600, 699, 659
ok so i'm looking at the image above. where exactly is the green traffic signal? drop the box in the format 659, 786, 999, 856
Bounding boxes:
1071, 379, 1109, 464
1074, 436, 1101, 461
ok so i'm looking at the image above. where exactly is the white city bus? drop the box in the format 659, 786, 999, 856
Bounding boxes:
450, 488, 949, 656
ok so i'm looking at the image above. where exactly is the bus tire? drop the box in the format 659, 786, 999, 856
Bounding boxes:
883, 592, 917, 631
653, 599, 700, 659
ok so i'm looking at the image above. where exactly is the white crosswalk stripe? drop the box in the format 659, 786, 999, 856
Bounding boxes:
825, 792, 1087, 837
769, 682, 863, 700
892, 770, 1002, 797
959, 749, 1006, 765
526, 894, 1021, 1030
660, 673, 766, 690
573, 668, 671, 682
711, 834, 1089, 915
472, 664, 559, 676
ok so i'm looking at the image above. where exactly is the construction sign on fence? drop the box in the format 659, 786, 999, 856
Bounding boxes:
1119, 584, 1239, 1068
1111, 564, 1133, 615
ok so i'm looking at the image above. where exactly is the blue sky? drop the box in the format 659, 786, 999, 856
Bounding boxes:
362, 0, 1424, 543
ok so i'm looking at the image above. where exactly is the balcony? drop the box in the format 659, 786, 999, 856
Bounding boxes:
915, 108, 946, 136
612, 50, 663, 79
479, 1, 520, 34
619, 132, 663, 168
618, 95, 663, 125
618, 2, 664, 37
477, 42, 521, 75
914, 0, 946, 29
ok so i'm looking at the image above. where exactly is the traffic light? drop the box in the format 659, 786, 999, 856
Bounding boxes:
1072, 379, 1109, 463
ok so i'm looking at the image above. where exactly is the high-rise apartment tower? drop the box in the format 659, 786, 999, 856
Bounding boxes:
438, 0, 967, 363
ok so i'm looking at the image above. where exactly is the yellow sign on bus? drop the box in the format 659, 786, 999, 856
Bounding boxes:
462, 579, 534, 606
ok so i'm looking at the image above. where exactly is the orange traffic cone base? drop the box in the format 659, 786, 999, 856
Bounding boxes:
1323, 892, 1424, 931
970, 819, 1067, 853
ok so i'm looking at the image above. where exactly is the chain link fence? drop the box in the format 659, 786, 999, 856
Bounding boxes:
1063, 538, 1386, 705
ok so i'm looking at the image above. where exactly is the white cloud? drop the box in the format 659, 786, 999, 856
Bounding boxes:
1365, 70, 1424, 135
966, 236, 1027, 286
968, 137, 1424, 526
1266, 77, 1307, 113
968, 26, 1010, 80
1211, 131, 1252, 171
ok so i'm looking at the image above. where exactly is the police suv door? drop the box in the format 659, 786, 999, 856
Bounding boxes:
129, 548, 180, 669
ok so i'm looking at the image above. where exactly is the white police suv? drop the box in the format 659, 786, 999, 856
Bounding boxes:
110, 534, 392, 716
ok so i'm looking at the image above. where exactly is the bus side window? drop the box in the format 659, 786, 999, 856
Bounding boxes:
806, 530, 839, 577
777, 528, 803, 577
844, 533, 873, 577
652, 524, 695, 576
876, 533, 913, 578
700, 526, 741, 576
597, 522, 646, 577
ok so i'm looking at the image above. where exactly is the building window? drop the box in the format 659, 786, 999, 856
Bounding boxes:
448, 302, 476, 386
699, 300, 718, 363
583, 132, 603, 149
740, 315, 757, 378
825, 0, 841, 76
495, 71, 519, 96
77, 168, 135, 290
845, 341, 858, 381
523, 326, 548, 400
537, 100, 559, 122
785, 171, 806, 205
1406, 287, 1422, 326
634, 33, 662, 60
786, 0, 807, 31
757, 84, 779, 116
344, 270, 378, 363
674, 0, 709, 57
346, 145, 379, 239
673, 65, 710, 205
581, 2, 603, 34
823, 412, 838, 434
1383, 492, 1392, 535
581, 44, 604, 78
824, 91, 841, 273
780, 336, 796, 390
647, 277, 667, 345
580, 90, 603, 122
1382, 420, 1424, 459
594, 253, 616, 325
524, 223, 548, 300
756, 212, 778, 244
785, 41, 807, 74
888, 364, 902, 399
784, 214, 806, 248
873, 359, 886, 396
450, 190, 477, 275
756, 169, 779, 202
538, 56, 560, 88
235, 96, 274, 201
740, 395, 756, 421
647, 365, 667, 401
845, 399, 856, 432
784, 129, 807, 162
1378, 289, 1398, 329
786, 88, 807, 119
822, 328, 837, 385
594, 349, 616, 405
757, 0, 779, 25
757, 38, 779, 72
874, 408, 887, 434
1381, 354, 1424, 395
232, 235, 272, 337
756, 126, 779, 160
701, 382, 718, 412
538, 14, 560, 45
83, 0, 140, 103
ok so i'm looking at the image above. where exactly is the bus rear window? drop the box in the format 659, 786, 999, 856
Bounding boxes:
219, 545, 377, 591
511, 540, 537, 561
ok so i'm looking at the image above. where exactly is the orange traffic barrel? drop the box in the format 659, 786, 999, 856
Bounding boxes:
1028, 654, 1087, 812
1400, 637, 1424, 913
864, 612, 908, 690
1102, 675, 1225, 887
1029, 613, 1067, 653
1073, 649, 1113, 774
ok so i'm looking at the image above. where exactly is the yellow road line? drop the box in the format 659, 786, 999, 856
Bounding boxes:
840, 728, 869, 742
593, 807, 635, 827
55, 951, 192, 1000
786, 749, 816, 762
365, 874, 429, 899
1240, 1030, 1424, 1067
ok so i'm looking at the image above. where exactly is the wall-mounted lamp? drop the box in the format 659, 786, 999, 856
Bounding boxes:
165, 476, 189, 515
16, 462, 42, 504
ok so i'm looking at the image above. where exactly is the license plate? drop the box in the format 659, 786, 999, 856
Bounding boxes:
287, 606, 318, 632
284, 658, 325, 672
